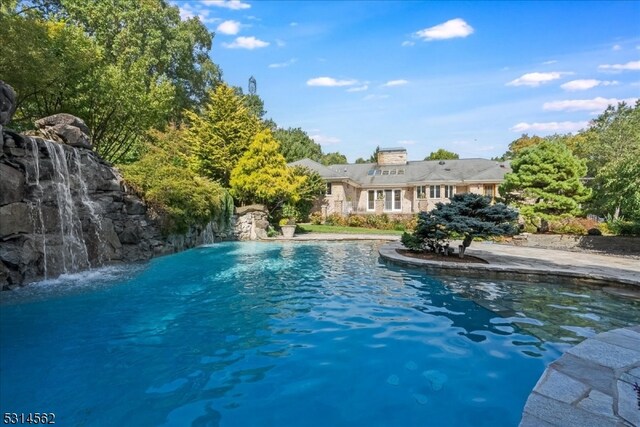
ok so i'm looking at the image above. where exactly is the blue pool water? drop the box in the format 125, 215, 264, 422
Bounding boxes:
1, 241, 639, 427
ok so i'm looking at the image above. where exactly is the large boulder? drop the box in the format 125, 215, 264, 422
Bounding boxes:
34, 113, 92, 149
0, 81, 17, 126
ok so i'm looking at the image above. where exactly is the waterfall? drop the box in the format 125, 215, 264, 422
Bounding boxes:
200, 221, 216, 245
71, 149, 106, 266
42, 140, 91, 273
26, 138, 48, 278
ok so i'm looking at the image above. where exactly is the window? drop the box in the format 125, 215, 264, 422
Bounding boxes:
397, 169, 405, 175
390, 169, 397, 175
368, 189, 401, 211
382, 170, 390, 176
367, 169, 375, 176
326, 183, 332, 195
429, 185, 441, 198
374, 170, 382, 175
484, 185, 495, 198
444, 185, 454, 198
416, 185, 427, 199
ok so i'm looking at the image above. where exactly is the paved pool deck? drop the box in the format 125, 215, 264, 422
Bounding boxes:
377, 240, 640, 289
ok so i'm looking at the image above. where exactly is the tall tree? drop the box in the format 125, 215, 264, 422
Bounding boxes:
290, 166, 326, 221
273, 127, 323, 163
499, 140, 591, 229
425, 148, 459, 161
184, 84, 261, 186
367, 146, 380, 162
575, 101, 640, 219
321, 152, 348, 166
230, 130, 302, 209
2, 0, 221, 162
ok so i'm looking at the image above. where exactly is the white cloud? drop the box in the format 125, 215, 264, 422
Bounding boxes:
543, 97, 638, 113
275, 39, 286, 47
382, 79, 408, 87
179, 4, 220, 23
307, 77, 358, 87
415, 18, 474, 41
598, 60, 640, 71
510, 121, 589, 133
397, 140, 417, 145
612, 44, 622, 51
401, 41, 415, 47
560, 79, 618, 91
347, 85, 368, 92
268, 58, 296, 68
507, 71, 572, 87
222, 36, 269, 49
217, 20, 241, 35
203, 0, 251, 10
310, 134, 341, 146
290, 22, 298, 27
543, 60, 558, 65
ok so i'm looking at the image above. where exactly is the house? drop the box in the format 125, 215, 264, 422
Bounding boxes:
290, 147, 511, 216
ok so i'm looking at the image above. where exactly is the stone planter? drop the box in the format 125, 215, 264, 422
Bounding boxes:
281, 224, 296, 239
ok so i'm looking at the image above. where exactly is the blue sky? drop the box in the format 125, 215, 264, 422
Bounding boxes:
174, 0, 640, 161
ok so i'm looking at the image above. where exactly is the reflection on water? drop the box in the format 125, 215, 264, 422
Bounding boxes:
1, 241, 639, 427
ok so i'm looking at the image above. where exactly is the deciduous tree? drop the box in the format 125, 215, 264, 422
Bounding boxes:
425, 148, 459, 160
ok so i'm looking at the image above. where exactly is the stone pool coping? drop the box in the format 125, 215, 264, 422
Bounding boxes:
378, 241, 640, 288
519, 326, 640, 427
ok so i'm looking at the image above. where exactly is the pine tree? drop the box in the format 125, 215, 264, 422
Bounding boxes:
499, 140, 591, 229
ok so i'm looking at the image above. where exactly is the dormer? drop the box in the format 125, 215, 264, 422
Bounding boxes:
377, 147, 407, 165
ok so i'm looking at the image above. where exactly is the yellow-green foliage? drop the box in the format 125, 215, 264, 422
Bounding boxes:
120, 127, 231, 234
230, 129, 303, 208
184, 84, 261, 186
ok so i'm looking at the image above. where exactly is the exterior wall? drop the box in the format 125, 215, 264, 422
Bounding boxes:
377, 150, 407, 165
313, 181, 503, 217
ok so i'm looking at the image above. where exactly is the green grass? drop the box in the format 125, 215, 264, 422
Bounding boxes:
297, 224, 405, 235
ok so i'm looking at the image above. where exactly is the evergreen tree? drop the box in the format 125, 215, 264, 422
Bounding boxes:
499, 140, 591, 229
230, 130, 302, 209
184, 84, 261, 186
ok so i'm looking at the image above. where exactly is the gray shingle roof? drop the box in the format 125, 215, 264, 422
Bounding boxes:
289, 158, 511, 187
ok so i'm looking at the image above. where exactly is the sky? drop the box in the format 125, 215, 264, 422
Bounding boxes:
173, 0, 640, 162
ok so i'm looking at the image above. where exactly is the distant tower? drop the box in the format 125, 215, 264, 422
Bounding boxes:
248, 76, 257, 95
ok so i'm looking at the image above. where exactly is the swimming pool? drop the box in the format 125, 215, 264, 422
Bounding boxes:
1, 241, 638, 426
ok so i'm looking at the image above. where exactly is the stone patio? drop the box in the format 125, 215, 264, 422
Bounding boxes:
520, 326, 640, 427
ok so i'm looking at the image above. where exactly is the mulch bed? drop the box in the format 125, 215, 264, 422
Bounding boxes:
396, 249, 488, 264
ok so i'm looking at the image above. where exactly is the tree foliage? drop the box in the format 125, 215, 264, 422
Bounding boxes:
185, 84, 261, 186
425, 148, 459, 160
230, 130, 303, 209
273, 127, 323, 163
576, 101, 640, 219
119, 126, 232, 234
1, 0, 220, 162
321, 152, 348, 166
499, 140, 590, 228
290, 166, 326, 221
402, 193, 518, 257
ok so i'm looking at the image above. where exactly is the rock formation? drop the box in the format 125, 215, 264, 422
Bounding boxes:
0, 81, 269, 290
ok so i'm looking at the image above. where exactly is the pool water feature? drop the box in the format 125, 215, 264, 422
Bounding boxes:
1, 241, 639, 426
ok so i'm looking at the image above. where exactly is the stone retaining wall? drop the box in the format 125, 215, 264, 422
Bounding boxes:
511, 234, 640, 257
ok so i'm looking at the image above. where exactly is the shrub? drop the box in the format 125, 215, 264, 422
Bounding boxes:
309, 212, 323, 225
347, 214, 367, 227
549, 217, 600, 235
607, 219, 640, 236
325, 213, 347, 226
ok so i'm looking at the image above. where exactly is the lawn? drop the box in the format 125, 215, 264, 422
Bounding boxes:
297, 224, 405, 236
